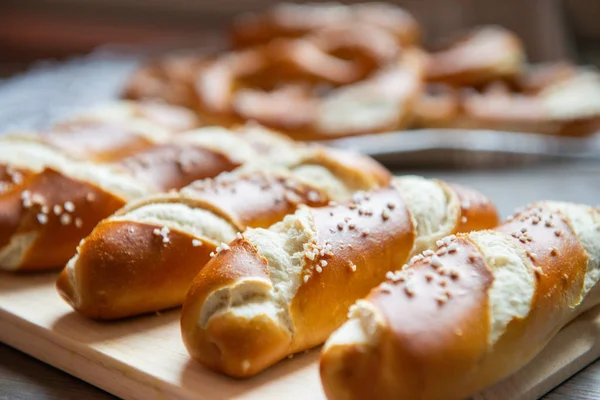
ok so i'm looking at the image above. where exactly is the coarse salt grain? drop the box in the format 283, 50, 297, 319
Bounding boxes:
431, 255, 442, 267
64, 201, 75, 213
381, 209, 391, 220
60, 214, 72, 225
37, 214, 48, 225
192, 239, 202, 247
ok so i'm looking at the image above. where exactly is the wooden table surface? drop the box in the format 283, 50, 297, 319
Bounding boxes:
1, 160, 600, 399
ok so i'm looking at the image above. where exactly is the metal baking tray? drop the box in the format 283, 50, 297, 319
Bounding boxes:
1, 47, 599, 169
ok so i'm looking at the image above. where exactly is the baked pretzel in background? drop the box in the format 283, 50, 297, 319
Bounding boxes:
123, 54, 209, 109
454, 71, 600, 136
424, 26, 525, 88
194, 39, 425, 140
123, 3, 600, 139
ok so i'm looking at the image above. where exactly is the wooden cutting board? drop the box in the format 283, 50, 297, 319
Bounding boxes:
1, 271, 600, 400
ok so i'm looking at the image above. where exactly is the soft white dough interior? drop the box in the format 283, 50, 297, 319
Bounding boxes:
0, 232, 37, 271
291, 164, 352, 202
0, 140, 73, 171
392, 176, 456, 254
469, 230, 536, 345
323, 300, 385, 351
176, 127, 258, 163
113, 202, 237, 244
199, 279, 276, 328
546, 201, 600, 296
242, 207, 317, 332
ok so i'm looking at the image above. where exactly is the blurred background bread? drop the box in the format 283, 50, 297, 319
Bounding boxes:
1, 0, 598, 77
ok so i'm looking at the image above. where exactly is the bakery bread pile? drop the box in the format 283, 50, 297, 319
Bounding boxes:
124, 2, 600, 139
179, 176, 498, 377
320, 202, 600, 400
0, 102, 304, 271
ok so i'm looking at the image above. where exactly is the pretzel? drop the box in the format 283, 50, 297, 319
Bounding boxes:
231, 2, 420, 49
56, 147, 391, 319
0, 124, 302, 271
515, 61, 577, 94
123, 54, 208, 108
455, 70, 600, 137
321, 201, 600, 400
179, 176, 498, 377
194, 45, 425, 140
425, 26, 525, 87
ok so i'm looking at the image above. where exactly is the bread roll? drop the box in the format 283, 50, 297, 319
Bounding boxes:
320, 201, 600, 400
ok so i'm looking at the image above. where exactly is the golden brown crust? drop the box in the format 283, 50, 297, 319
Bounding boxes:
0, 169, 126, 271
322, 238, 493, 400
180, 172, 330, 229
122, 55, 208, 108
320, 203, 592, 400
42, 120, 161, 163
289, 188, 415, 352
118, 144, 240, 192
447, 182, 500, 232
57, 220, 216, 319
0, 166, 32, 195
